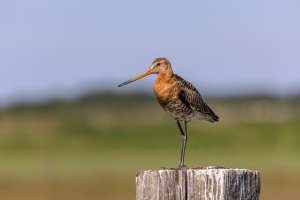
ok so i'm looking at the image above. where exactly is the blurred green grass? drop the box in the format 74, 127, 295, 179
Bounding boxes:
0, 92, 300, 200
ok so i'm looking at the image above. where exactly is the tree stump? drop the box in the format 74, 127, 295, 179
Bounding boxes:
136, 167, 260, 200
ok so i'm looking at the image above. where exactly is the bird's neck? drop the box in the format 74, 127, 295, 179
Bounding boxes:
157, 71, 173, 81
156, 71, 175, 84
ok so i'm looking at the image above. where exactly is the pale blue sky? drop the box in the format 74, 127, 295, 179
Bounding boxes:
1, 0, 300, 105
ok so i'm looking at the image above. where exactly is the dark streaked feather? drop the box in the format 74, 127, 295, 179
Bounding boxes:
201, 102, 219, 122
175, 74, 219, 122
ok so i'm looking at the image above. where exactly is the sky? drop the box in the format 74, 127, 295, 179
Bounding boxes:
1, 0, 300, 105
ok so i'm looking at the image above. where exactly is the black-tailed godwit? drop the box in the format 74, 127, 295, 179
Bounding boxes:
118, 58, 219, 168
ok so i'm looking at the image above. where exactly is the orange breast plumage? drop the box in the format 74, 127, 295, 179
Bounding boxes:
154, 75, 193, 122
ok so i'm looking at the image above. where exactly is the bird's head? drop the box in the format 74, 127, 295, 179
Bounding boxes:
118, 57, 173, 87
149, 58, 173, 74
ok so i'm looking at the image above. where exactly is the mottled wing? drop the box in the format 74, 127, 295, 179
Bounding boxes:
175, 74, 219, 122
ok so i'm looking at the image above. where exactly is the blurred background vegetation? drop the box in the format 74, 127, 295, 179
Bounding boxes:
0, 92, 299, 200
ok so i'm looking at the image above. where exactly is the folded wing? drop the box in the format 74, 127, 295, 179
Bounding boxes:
175, 74, 219, 122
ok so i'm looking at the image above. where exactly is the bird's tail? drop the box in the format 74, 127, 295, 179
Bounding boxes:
196, 103, 219, 123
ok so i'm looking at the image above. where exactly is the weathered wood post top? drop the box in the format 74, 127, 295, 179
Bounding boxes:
136, 167, 260, 200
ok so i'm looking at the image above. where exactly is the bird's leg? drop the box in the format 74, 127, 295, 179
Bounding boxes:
176, 120, 188, 168
183, 121, 188, 167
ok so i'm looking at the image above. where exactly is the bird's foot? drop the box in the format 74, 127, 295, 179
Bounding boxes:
161, 165, 188, 170
177, 165, 188, 170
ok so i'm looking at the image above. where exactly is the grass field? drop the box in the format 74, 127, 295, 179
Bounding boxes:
0, 93, 299, 200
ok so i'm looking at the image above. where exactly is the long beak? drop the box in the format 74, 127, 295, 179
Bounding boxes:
118, 69, 153, 87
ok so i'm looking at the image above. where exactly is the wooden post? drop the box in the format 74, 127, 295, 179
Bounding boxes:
136, 167, 260, 200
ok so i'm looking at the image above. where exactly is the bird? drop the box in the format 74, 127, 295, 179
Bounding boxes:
118, 58, 219, 168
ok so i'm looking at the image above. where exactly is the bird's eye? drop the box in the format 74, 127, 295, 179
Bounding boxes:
156, 63, 161, 66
